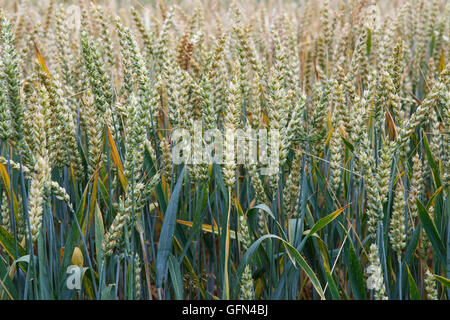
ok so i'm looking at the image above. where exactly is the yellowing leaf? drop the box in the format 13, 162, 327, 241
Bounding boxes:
0, 162, 19, 219
324, 127, 334, 147
84, 172, 98, 237
439, 50, 445, 73
105, 121, 127, 190
176, 219, 237, 240
34, 41, 51, 78
385, 108, 397, 140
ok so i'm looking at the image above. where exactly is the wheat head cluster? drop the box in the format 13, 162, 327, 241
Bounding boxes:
0, 0, 448, 300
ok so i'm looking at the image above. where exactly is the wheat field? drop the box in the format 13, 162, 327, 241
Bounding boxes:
0, 0, 449, 300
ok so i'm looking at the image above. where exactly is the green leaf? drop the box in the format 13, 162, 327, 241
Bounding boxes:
0, 256, 19, 300
101, 284, 116, 300
434, 275, 450, 289
37, 229, 52, 299
296, 203, 350, 253
317, 238, 340, 300
241, 234, 325, 300
341, 136, 354, 153
366, 27, 372, 55
426, 186, 443, 210
406, 265, 420, 300
308, 203, 350, 237
0, 225, 26, 260
248, 204, 287, 239
347, 241, 367, 300
168, 254, 183, 300
422, 132, 441, 188
156, 167, 185, 290
416, 199, 446, 267
94, 203, 105, 272
288, 218, 303, 244
405, 223, 421, 264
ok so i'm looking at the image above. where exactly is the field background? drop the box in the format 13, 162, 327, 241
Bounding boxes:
0, 0, 448, 300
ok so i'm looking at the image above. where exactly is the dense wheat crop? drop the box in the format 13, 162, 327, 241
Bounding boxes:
0, 0, 449, 300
